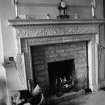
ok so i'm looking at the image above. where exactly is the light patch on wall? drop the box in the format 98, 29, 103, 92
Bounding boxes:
12, 28, 18, 55
0, 64, 8, 105
6, 53, 27, 91
0, 18, 4, 64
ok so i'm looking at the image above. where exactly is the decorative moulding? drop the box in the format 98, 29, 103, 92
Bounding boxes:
8, 19, 105, 27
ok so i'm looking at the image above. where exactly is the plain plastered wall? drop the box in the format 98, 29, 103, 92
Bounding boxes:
0, 19, 4, 63
0, 0, 17, 58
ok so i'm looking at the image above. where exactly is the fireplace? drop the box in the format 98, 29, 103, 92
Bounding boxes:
8, 19, 105, 94
48, 59, 75, 96
30, 41, 88, 96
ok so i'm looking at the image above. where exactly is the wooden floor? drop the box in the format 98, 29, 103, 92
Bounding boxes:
55, 90, 105, 105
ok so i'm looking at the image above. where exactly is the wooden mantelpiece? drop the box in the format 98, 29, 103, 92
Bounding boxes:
8, 19, 105, 40
8, 19, 105, 26
8, 19, 105, 92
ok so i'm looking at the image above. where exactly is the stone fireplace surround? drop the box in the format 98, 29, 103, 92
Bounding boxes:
8, 19, 105, 93
31, 41, 87, 94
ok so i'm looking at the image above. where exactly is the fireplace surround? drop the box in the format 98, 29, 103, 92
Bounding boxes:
31, 41, 88, 95
8, 19, 105, 94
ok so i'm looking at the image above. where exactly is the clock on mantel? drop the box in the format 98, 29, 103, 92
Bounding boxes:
58, 0, 69, 19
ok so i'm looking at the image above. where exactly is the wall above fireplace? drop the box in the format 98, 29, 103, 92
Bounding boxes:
8, 19, 105, 93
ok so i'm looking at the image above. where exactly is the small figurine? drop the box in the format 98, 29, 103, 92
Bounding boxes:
46, 13, 51, 19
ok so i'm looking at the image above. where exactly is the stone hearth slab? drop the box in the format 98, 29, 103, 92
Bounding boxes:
49, 89, 85, 104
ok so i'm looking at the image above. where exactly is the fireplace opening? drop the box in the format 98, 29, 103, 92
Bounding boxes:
48, 59, 76, 96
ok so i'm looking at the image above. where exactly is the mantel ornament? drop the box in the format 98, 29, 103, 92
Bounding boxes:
91, 0, 96, 18
12, 0, 19, 18
57, 0, 69, 19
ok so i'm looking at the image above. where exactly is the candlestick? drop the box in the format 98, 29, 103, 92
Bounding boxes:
12, 0, 19, 18
92, 6, 95, 17
91, 0, 96, 18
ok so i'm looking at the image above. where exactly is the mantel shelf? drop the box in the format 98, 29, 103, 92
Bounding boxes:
8, 19, 105, 27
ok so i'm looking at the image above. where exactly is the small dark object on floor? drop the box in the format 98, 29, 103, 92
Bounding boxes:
84, 88, 92, 94
56, 91, 64, 97
100, 87, 105, 91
